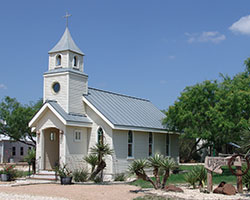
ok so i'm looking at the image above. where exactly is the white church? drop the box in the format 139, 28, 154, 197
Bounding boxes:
29, 25, 179, 179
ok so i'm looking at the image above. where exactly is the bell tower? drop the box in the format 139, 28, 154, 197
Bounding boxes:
43, 14, 88, 115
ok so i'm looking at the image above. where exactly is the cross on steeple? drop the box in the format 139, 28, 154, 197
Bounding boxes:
63, 11, 72, 27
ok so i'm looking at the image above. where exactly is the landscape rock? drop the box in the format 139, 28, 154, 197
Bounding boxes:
222, 184, 236, 195
164, 185, 184, 193
213, 182, 236, 195
213, 187, 223, 194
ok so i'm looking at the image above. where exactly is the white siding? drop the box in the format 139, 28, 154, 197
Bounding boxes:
154, 133, 166, 155
85, 104, 113, 177
68, 73, 88, 114
44, 73, 69, 112
49, 51, 69, 70
65, 126, 88, 170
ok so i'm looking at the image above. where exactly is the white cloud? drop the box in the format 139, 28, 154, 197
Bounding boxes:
229, 15, 250, 35
0, 84, 7, 90
186, 31, 226, 43
168, 55, 176, 60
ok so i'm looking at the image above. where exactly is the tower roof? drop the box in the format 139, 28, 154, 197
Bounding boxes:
49, 27, 84, 55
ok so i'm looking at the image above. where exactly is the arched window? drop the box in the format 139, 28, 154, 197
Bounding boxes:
56, 55, 61, 66
97, 127, 104, 145
73, 56, 77, 67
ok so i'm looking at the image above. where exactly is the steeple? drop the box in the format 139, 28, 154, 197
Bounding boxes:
49, 27, 84, 55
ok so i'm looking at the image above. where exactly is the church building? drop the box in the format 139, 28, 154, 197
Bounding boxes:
29, 26, 179, 179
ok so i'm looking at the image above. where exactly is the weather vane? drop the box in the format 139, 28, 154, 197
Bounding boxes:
63, 11, 72, 27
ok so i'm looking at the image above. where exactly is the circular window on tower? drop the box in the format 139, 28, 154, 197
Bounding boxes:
52, 82, 60, 94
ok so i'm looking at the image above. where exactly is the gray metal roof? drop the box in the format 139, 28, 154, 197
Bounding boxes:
47, 100, 91, 124
84, 88, 166, 130
49, 27, 84, 55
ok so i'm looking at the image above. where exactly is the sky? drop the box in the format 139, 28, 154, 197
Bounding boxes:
1, 1, 250, 110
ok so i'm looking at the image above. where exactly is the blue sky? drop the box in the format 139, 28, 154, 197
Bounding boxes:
1, 1, 250, 109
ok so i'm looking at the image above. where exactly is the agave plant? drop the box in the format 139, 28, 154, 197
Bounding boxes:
192, 165, 206, 188
84, 154, 98, 173
160, 157, 177, 189
184, 171, 197, 189
129, 159, 157, 189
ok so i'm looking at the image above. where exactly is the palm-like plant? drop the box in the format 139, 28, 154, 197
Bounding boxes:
88, 143, 113, 181
84, 154, 98, 173
160, 157, 177, 189
129, 159, 157, 189
148, 154, 163, 189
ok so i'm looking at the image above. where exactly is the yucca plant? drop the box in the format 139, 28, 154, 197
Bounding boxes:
129, 159, 157, 189
148, 154, 163, 189
84, 154, 98, 173
88, 143, 113, 181
160, 157, 177, 189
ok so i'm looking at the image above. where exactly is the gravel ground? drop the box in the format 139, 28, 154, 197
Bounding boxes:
0, 184, 143, 200
148, 187, 250, 200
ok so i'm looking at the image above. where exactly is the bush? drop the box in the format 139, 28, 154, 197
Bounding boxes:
184, 165, 206, 188
242, 164, 250, 191
94, 175, 102, 183
114, 173, 126, 181
73, 169, 88, 182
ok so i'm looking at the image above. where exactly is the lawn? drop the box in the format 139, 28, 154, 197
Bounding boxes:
130, 165, 236, 188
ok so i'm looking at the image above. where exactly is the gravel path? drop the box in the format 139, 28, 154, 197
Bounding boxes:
0, 184, 143, 200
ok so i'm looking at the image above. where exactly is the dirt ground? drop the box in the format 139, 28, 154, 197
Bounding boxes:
0, 183, 143, 200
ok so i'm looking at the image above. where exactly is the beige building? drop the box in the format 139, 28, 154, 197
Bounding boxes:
29, 27, 179, 179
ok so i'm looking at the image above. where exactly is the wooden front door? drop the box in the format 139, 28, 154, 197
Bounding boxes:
44, 128, 59, 170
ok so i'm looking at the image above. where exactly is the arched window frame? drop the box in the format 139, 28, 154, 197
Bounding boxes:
55, 54, 62, 67
97, 127, 104, 145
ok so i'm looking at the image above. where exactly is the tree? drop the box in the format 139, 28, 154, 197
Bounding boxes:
163, 59, 250, 160
163, 80, 219, 161
0, 96, 42, 147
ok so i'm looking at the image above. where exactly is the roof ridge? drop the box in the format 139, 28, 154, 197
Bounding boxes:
87, 87, 150, 102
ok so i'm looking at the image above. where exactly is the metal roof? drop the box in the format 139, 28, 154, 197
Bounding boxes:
47, 100, 91, 124
84, 88, 166, 130
49, 27, 84, 55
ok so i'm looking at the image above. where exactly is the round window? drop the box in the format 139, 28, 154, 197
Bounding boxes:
52, 82, 60, 93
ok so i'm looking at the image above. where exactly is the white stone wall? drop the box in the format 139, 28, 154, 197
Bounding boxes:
44, 73, 69, 112
68, 73, 88, 114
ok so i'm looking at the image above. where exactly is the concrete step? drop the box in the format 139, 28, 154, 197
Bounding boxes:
29, 173, 57, 181
39, 170, 56, 175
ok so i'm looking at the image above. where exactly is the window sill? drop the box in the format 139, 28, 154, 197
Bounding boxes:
127, 157, 134, 160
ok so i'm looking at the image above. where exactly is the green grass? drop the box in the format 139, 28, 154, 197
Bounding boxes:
130, 165, 236, 188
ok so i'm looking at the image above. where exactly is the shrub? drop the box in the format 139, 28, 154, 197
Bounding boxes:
73, 169, 88, 182
184, 171, 197, 189
114, 173, 126, 181
94, 175, 102, 183
242, 164, 250, 191
55, 164, 72, 177
184, 165, 206, 188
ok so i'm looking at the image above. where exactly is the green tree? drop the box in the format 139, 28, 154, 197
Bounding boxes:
0, 96, 42, 147
163, 80, 219, 160
163, 59, 250, 159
